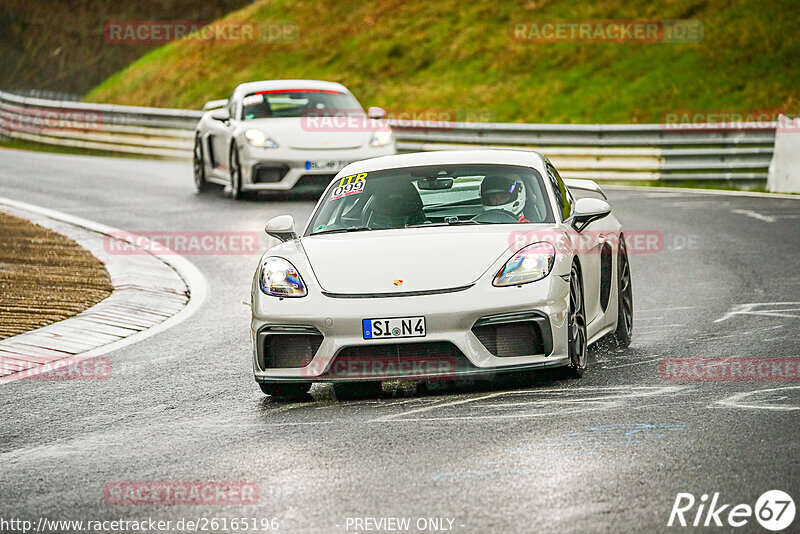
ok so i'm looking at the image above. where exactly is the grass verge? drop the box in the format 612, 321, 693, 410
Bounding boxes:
0, 212, 113, 340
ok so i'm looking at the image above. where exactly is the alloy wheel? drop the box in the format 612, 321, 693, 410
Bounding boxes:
568, 264, 588, 374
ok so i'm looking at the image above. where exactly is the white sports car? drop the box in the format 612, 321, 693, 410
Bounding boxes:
251, 150, 633, 398
193, 80, 396, 199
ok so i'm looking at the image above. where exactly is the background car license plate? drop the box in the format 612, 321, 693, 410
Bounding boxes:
307, 160, 349, 171
362, 316, 426, 339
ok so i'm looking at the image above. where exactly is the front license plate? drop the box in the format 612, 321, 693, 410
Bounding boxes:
306, 160, 349, 171
363, 316, 426, 340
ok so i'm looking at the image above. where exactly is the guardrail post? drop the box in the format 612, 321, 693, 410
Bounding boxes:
767, 114, 800, 193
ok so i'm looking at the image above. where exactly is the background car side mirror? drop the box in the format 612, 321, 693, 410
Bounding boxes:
265, 215, 297, 242
202, 98, 229, 111
368, 106, 386, 120
210, 108, 230, 122
571, 197, 612, 232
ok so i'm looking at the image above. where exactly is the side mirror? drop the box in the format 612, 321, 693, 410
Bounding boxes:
265, 215, 297, 242
367, 106, 386, 120
571, 198, 611, 232
202, 98, 229, 111
210, 108, 230, 122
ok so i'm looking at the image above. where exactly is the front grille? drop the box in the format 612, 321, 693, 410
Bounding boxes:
472, 314, 552, 357
294, 174, 336, 189
253, 164, 289, 183
319, 342, 474, 379
259, 331, 323, 369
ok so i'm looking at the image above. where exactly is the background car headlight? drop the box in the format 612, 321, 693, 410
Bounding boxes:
493, 242, 556, 286
244, 129, 278, 148
369, 129, 393, 147
259, 257, 307, 297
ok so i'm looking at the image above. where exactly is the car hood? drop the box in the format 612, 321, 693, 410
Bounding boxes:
240, 117, 373, 150
300, 226, 535, 294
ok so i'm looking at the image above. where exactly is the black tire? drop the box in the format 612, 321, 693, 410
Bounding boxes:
333, 381, 383, 400
258, 382, 311, 398
229, 144, 248, 200
193, 134, 209, 193
609, 235, 633, 348
564, 262, 588, 378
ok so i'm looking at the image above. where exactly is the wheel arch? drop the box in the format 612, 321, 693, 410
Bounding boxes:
571, 254, 584, 290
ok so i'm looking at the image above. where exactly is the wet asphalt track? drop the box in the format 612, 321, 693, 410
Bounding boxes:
0, 149, 799, 533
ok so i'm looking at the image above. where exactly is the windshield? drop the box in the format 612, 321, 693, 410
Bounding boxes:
240, 90, 362, 120
305, 164, 554, 236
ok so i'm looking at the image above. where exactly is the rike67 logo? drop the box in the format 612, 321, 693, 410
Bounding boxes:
668, 490, 795, 531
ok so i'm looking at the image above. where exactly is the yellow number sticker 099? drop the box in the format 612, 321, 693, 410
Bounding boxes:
330, 173, 367, 201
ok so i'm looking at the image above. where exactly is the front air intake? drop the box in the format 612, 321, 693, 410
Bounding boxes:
472, 312, 553, 357
257, 326, 323, 369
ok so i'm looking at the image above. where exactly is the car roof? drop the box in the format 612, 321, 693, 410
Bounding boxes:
232, 80, 350, 100
340, 149, 549, 175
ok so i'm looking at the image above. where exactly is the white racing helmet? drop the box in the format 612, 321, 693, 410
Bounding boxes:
480, 175, 526, 218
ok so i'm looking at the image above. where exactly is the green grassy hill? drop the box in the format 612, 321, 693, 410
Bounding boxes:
86, 0, 799, 123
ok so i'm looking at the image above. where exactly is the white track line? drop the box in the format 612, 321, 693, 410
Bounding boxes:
716, 386, 800, 411
371, 386, 688, 423
374, 392, 510, 421
602, 357, 663, 370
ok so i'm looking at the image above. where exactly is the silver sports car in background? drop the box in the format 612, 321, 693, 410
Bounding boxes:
193, 80, 396, 199
251, 150, 633, 398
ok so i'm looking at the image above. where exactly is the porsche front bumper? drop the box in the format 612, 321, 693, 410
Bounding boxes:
251, 276, 571, 383
238, 144, 396, 191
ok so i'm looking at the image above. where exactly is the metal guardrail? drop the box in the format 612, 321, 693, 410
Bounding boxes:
0, 90, 777, 181
1, 89, 83, 101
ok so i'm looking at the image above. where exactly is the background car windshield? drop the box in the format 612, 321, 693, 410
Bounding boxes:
307, 164, 554, 235
241, 90, 362, 120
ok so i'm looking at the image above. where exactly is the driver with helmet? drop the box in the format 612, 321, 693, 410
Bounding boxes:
479, 175, 530, 222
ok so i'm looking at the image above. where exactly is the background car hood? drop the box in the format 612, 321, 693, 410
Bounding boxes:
301, 227, 524, 294
241, 117, 371, 150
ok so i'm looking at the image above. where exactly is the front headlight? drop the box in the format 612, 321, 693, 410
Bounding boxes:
493, 242, 555, 287
369, 129, 393, 147
244, 129, 278, 148
259, 257, 307, 297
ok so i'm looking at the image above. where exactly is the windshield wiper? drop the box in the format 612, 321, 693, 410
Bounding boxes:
424, 198, 482, 210
406, 219, 479, 228
312, 226, 373, 235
